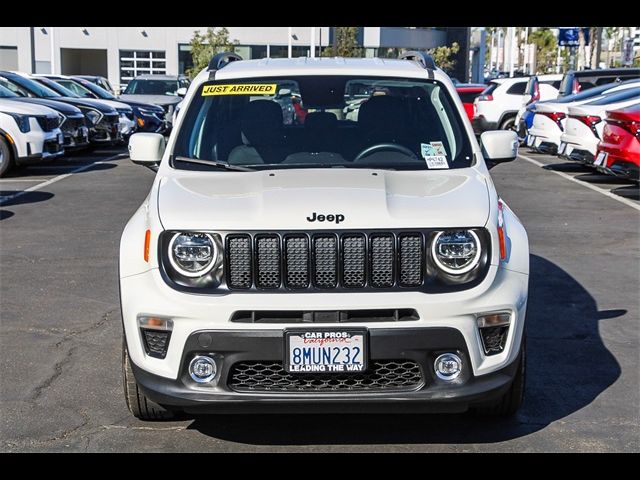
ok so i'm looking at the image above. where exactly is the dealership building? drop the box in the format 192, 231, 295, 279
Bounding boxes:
0, 27, 469, 92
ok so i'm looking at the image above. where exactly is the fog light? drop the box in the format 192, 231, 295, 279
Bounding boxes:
434, 353, 462, 380
189, 356, 217, 383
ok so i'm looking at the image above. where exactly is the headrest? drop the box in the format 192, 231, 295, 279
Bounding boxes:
304, 111, 337, 130
241, 100, 283, 146
357, 95, 407, 132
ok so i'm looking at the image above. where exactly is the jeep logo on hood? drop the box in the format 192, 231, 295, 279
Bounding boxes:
307, 212, 345, 224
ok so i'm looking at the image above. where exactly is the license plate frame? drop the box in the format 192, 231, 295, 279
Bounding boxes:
558, 142, 567, 155
594, 151, 608, 167
284, 328, 368, 374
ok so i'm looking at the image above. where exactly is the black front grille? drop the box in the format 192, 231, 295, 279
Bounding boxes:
36, 116, 59, 132
101, 113, 119, 126
60, 115, 85, 133
225, 231, 425, 291
228, 360, 424, 392
43, 140, 61, 154
256, 236, 281, 288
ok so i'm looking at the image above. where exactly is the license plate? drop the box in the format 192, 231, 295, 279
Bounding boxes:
526, 135, 535, 147
57, 133, 64, 144
558, 142, 567, 155
285, 329, 367, 373
594, 151, 607, 167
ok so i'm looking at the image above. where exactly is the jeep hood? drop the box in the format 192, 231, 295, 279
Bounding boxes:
157, 168, 491, 230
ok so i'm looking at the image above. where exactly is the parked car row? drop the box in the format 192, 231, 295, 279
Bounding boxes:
465, 67, 640, 183
0, 71, 187, 177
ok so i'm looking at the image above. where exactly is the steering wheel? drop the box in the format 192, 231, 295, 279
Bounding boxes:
354, 143, 418, 162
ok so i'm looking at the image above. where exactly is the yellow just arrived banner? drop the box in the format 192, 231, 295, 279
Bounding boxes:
202, 84, 278, 96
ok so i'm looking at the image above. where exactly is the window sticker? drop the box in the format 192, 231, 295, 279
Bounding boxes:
421, 141, 447, 157
202, 84, 278, 96
424, 155, 449, 169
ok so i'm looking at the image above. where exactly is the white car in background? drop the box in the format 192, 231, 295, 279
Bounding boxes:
0, 99, 64, 176
473, 77, 529, 133
514, 74, 562, 142
527, 80, 640, 154
559, 88, 640, 165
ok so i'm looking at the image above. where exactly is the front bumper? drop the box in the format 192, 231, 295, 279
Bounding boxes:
122, 262, 528, 379
130, 327, 523, 413
15, 130, 64, 165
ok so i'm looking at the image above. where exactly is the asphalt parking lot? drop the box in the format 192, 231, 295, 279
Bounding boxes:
0, 148, 638, 452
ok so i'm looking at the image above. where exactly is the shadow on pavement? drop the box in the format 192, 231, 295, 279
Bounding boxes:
574, 173, 634, 185
0, 191, 54, 207
0, 210, 14, 220
610, 185, 640, 200
542, 163, 591, 173
184, 254, 621, 445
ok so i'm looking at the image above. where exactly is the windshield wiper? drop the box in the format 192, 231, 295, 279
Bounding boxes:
172, 156, 254, 172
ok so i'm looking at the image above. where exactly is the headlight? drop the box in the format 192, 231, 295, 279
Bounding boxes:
431, 230, 481, 274
83, 108, 102, 126
3, 112, 31, 133
169, 232, 218, 277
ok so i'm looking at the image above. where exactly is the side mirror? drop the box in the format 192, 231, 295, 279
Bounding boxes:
480, 130, 518, 163
176, 87, 188, 97
128, 133, 165, 168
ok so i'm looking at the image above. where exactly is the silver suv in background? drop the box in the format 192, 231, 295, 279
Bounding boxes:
119, 75, 190, 125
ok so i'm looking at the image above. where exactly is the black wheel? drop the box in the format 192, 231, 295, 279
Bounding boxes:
0, 136, 13, 177
499, 116, 516, 131
473, 339, 526, 417
122, 339, 174, 420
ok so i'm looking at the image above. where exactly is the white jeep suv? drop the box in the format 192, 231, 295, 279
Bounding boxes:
121, 52, 529, 419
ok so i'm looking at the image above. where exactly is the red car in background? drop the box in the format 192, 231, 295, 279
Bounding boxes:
456, 84, 487, 121
594, 103, 640, 182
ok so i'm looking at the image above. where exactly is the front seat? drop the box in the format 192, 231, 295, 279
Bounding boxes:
228, 100, 285, 165
357, 95, 409, 145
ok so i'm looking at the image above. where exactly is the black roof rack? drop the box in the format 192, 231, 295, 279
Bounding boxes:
207, 52, 243, 78
399, 51, 436, 70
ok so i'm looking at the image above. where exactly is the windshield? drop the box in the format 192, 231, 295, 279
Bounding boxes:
35, 77, 80, 98
76, 79, 116, 100
172, 76, 473, 171
55, 79, 95, 98
0, 74, 61, 98
0, 84, 18, 98
124, 79, 179, 95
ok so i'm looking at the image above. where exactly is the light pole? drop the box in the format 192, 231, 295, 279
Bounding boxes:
310, 27, 316, 58
50, 26, 56, 74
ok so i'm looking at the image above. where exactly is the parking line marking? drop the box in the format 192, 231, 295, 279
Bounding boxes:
0, 154, 123, 206
518, 153, 640, 212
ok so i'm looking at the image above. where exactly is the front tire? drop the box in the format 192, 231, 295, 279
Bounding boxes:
474, 340, 526, 417
122, 339, 174, 420
0, 136, 13, 177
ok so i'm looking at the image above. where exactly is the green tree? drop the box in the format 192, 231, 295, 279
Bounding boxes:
427, 42, 460, 73
322, 27, 363, 57
186, 27, 237, 79
529, 28, 557, 73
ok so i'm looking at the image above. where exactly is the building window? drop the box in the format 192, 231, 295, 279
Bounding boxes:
119, 50, 166, 89
178, 44, 193, 75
